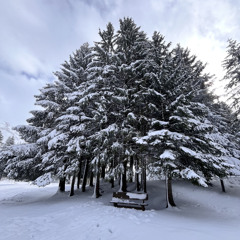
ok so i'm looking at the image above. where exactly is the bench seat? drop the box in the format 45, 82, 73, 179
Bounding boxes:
110, 192, 148, 211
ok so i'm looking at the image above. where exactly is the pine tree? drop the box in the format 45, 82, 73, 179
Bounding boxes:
0, 130, 4, 178
114, 18, 150, 192
205, 100, 240, 177
1, 124, 42, 181
0, 130, 3, 146
5, 136, 15, 146
223, 39, 240, 114
42, 43, 94, 193
135, 44, 231, 207
4, 18, 238, 206
0, 143, 40, 180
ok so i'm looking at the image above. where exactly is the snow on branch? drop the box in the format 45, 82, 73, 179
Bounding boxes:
33, 173, 53, 187
160, 149, 176, 160
180, 168, 208, 187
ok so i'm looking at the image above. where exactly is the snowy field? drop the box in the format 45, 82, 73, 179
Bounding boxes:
0, 178, 240, 240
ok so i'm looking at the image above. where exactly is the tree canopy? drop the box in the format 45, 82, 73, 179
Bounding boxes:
1, 18, 239, 206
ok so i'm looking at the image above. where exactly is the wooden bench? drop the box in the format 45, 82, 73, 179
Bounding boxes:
110, 192, 148, 211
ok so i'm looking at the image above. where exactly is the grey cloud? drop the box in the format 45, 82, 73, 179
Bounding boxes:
0, 70, 46, 125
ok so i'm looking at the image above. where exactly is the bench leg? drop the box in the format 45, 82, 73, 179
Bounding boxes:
113, 203, 117, 207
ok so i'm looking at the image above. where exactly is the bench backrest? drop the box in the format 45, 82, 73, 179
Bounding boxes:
113, 192, 148, 201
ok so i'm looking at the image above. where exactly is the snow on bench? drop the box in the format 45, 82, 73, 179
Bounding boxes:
110, 192, 148, 211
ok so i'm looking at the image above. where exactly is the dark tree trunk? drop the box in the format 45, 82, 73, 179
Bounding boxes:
220, 179, 226, 193
118, 173, 121, 185
135, 157, 140, 191
166, 173, 176, 208
101, 165, 106, 179
69, 174, 76, 196
81, 160, 89, 192
140, 172, 143, 190
77, 160, 82, 189
142, 163, 147, 193
123, 161, 127, 191
119, 161, 127, 192
59, 177, 66, 192
93, 160, 101, 198
110, 177, 114, 188
89, 170, 94, 187
136, 173, 140, 191
129, 156, 134, 182
109, 154, 116, 188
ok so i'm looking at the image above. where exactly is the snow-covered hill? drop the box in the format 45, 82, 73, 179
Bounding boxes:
0, 178, 239, 240
0, 122, 24, 144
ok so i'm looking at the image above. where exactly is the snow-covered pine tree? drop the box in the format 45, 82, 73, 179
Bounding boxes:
43, 43, 94, 193
4, 136, 15, 146
55, 48, 102, 195
2, 45, 93, 189
197, 76, 240, 190
221, 39, 240, 184
136, 44, 231, 207
0, 124, 40, 181
0, 143, 40, 181
0, 130, 4, 178
131, 32, 172, 192
85, 23, 122, 197
113, 18, 150, 192
223, 39, 240, 114
205, 100, 240, 178
132, 33, 172, 197
0, 130, 3, 147
0, 121, 43, 182
31, 82, 68, 191
4, 19, 238, 206
0, 126, 38, 180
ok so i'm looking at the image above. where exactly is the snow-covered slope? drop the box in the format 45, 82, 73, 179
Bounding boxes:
0, 178, 239, 240
0, 122, 24, 144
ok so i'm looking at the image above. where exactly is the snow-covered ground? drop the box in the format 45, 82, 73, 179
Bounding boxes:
0, 178, 239, 240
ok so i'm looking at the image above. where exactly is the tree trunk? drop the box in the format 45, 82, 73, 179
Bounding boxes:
140, 172, 143, 191
129, 156, 134, 182
110, 177, 114, 188
123, 161, 127, 191
109, 154, 116, 188
101, 164, 106, 179
142, 163, 147, 193
89, 170, 94, 187
77, 160, 82, 189
81, 159, 89, 192
69, 174, 76, 196
119, 174, 123, 192
166, 173, 176, 208
135, 157, 140, 191
59, 177, 66, 192
119, 162, 127, 192
220, 179, 226, 193
93, 159, 101, 198
136, 173, 140, 191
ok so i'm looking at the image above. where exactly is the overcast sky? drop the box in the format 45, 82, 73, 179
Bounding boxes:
0, 0, 240, 126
